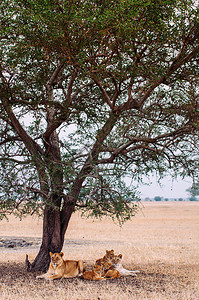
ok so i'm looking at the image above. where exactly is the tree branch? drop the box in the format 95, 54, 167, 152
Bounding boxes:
61, 111, 119, 220
47, 61, 66, 88
119, 35, 199, 112
96, 123, 194, 164
65, 68, 78, 105
92, 76, 114, 109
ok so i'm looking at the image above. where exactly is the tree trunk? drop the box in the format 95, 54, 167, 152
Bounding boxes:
26, 112, 118, 272
26, 197, 75, 272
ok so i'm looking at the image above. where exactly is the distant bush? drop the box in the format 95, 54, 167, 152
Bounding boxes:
154, 196, 162, 201
189, 197, 198, 201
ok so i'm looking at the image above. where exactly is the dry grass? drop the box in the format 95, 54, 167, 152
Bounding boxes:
0, 202, 199, 299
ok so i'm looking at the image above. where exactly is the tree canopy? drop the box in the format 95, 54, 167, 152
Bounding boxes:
0, 0, 198, 271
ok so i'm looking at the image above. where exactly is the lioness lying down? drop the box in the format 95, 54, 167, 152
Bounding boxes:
83, 249, 114, 280
105, 254, 140, 278
36, 252, 85, 280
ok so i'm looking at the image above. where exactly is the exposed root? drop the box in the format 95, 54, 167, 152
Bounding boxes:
25, 254, 32, 272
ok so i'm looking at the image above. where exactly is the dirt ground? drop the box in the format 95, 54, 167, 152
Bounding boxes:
0, 260, 198, 299
0, 262, 196, 299
0, 201, 199, 299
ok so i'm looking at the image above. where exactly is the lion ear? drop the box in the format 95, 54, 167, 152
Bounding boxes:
59, 252, 64, 257
118, 254, 122, 259
49, 252, 53, 257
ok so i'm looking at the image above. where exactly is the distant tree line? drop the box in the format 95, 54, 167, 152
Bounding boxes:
144, 195, 199, 202
143, 183, 199, 201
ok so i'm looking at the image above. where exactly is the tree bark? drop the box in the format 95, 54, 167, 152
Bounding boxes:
26, 197, 75, 272
26, 204, 64, 272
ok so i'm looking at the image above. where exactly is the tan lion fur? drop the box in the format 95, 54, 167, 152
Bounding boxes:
36, 252, 85, 280
108, 253, 140, 277
83, 250, 114, 281
95, 249, 115, 265
83, 250, 140, 281
83, 264, 105, 280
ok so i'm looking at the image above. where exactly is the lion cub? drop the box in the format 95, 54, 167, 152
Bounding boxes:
36, 252, 85, 280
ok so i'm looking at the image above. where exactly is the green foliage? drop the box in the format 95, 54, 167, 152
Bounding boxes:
77, 173, 139, 224
186, 183, 199, 198
189, 196, 198, 201
0, 0, 198, 222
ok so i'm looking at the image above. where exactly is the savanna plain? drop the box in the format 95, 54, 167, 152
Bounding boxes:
0, 201, 198, 300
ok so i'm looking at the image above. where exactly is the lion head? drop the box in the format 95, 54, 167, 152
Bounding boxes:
49, 252, 64, 268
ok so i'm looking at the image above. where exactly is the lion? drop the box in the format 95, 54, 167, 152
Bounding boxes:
104, 267, 121, 279
83, 250, 117, 281
95, 249, 115, 265
105, 253, 140, 277
103, 254, 122, 279
83, 263, 106, 281
36, 252, 85, 280
83, 259, 113, 281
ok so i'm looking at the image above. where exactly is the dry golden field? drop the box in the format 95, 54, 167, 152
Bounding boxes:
0, 201, 199, 299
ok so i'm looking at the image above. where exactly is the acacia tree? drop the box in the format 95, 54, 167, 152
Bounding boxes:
186, 183, 199, 198
0, 0, 198, 271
